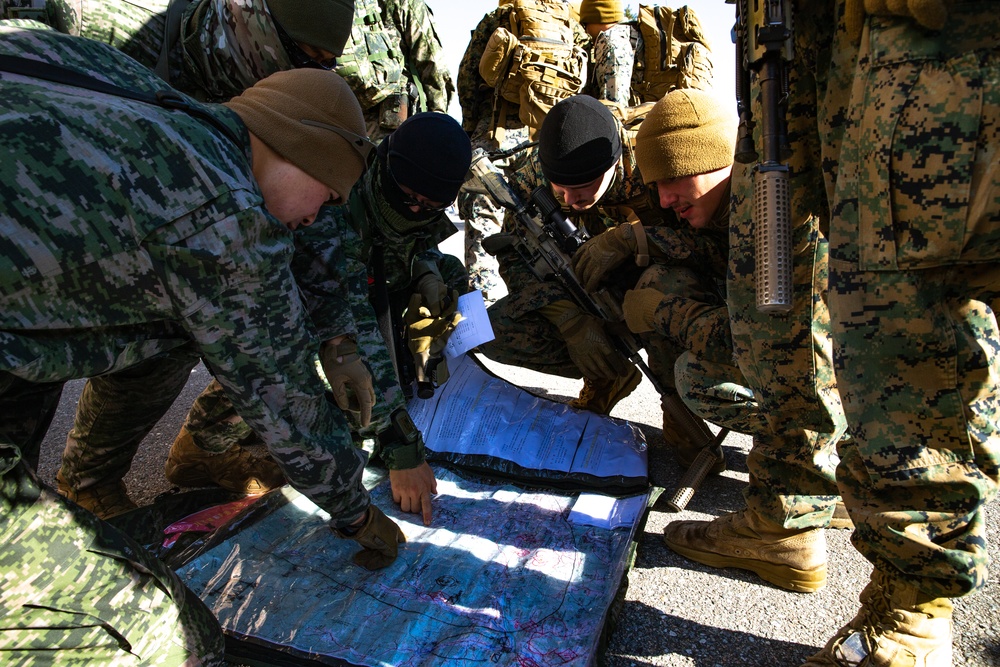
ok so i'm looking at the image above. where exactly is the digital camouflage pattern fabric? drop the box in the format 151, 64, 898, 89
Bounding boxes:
0, 27, 369, 525
825, 1, 999, 598
726, 0, 848, 532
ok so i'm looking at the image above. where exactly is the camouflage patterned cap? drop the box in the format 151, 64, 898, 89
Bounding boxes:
224, 69, 370, 203
266, 0, 355, 58
635, 88, 737, 183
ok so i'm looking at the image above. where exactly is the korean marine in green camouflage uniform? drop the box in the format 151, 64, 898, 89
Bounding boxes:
479, 94, 726, 464
659, 0, 849, 596
172, 112, 473, 526
805, 0, 998, 663
0, 25, 407, 663
456, 0, 591, 307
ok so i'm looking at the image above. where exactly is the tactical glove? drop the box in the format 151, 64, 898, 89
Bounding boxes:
405, 292, 463, 389
320, 338, 376, 427
558, 311, 628, 381
571, 222, 644, 291
414, 272, 451, 317
333, 505, 406, 570
623, 288, 669, 334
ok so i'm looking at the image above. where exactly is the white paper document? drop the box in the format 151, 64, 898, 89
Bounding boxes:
444, 290, 494, 359
569, 493, 649, 529
409, 355, 646, 481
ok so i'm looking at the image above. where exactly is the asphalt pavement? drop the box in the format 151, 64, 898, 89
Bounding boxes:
32, 225, 999, 666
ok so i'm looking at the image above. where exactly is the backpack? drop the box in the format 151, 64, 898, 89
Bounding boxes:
630, 4, 712, 104
333, 0, 404, 110
478, 0, 588, 134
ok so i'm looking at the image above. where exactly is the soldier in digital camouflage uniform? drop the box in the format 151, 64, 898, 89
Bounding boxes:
0, 25, 407, 662
479, 94, 725, 464
2, 0, 363, 515
804, 1, 998, 663
456, 0, 591, 307
660, 0, 849, 597
578, 0, 633, 103
174, 112, 473, 526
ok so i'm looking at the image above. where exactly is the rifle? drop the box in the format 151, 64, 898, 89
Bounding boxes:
465, 148, 726, 508
732, 0, 794, 313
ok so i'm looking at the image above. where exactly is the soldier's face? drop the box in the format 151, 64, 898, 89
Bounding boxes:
551, 166, 615, 212
258, 160, 338, 230
654, 166, 731, 229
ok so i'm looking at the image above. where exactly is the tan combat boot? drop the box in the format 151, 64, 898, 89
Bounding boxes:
56, 468, 138, 519
164, 426, 285, 495
663, 509, 827, 593
569, 366, 642, 415
829, 501, 854, 530
801, 569, 953, 666
662, 394, 726, 474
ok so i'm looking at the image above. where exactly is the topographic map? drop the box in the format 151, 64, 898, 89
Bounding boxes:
177, 467, 646, 666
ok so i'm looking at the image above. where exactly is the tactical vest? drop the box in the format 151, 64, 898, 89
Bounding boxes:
630, 4, 712, 104
478, 0, 588, 135
333, 0, 404, 111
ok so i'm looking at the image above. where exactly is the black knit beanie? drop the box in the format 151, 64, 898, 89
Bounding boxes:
386, 112, 472, 204
539, 95, 622, 186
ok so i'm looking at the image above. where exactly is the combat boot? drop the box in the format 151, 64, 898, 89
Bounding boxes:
56, 468, 138, 519
165, 426, 285, 495
829, 501, 854, 530
801, 569, 953, 666
569, 366, 642, 415
662, 394, 726, 474
663, 509, 827, 593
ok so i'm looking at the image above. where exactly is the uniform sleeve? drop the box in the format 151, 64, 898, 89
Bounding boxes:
457, 9, 502, 133
590, 24, 635, 103
150, 206, 370, 527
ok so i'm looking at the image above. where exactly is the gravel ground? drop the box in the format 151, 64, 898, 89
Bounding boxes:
31, 227, 1000, 666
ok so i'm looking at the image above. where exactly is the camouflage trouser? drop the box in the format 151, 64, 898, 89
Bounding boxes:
0, 372, 224, 665
827, 4, 1000, 598
59, 348, 201, 491
676, 353, 761, 437
728, 0, 848, 531
459, 124, 532, 306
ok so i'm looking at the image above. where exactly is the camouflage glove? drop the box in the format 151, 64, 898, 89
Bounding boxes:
558, 311, 627, 381
571, 222, 640, 291
405, 292, 463, 388
333, 505, 406, 570
320, 338, 376, 427
623, 288, 669, 334
414, 271, 451, 317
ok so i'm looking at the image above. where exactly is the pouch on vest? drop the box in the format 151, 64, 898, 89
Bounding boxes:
334, 0, 404, 110
631, 4, 713, 104
481, 0, 588, 135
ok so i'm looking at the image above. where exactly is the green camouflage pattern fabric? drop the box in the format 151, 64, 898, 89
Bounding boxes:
382, 0, 453, 114
0, 460, 225, 664
0, 28, 370, 527
33, 0, 300, 102
825, 2, 1000, 598
481, 117, 729, 405
726, 0, 847, 531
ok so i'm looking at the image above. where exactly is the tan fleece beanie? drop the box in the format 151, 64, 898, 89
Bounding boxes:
634, 88, 737, 183
579, 0, 623, 24
224, 69, 368, 203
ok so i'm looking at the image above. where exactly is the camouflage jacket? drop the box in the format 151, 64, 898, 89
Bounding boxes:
0, 26, 369, 525
35, 0, 300, 102
496, 118, 729, 322
382, 0, 454, 114
457, 3, 591, 138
